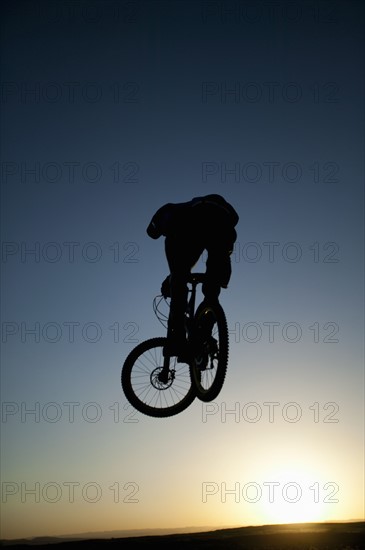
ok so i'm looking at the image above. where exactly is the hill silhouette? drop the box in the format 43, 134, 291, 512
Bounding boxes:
2, 522, 364, 549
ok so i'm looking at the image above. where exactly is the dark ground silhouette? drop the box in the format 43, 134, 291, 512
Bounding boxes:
2, 522, 364, 549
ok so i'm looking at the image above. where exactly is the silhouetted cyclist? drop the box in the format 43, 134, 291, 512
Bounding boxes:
147, 194, 239, 357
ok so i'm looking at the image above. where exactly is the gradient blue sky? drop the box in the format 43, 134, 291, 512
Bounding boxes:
1, 0, 364, 539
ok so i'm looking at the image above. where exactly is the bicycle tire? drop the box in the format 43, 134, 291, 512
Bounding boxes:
190, 302, 229, 402
122, 337, 196, 417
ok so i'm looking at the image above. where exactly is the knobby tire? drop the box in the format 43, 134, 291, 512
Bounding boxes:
191, 302, 229, 402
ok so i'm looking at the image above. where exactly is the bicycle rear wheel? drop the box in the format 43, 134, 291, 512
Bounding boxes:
191, 302, 229, 402
121, 337, 196, 417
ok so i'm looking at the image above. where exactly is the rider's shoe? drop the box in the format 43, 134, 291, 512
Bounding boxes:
197, 311, 216, 345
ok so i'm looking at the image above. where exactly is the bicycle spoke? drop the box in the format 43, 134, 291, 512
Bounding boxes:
124, 340, 193, 414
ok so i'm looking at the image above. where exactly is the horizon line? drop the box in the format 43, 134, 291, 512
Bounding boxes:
3, 518, 365, 543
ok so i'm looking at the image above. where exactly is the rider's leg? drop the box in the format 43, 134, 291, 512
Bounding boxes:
203, 226, 237, 299
203, 250, 230, 301
164, 235, 203, 356
199, 232, 236, 340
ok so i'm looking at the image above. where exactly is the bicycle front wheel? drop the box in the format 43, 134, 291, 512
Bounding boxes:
191, 302, 229, 402
121, 337, 196, 417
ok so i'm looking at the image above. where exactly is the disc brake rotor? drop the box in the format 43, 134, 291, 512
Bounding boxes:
151, 367, 175, 389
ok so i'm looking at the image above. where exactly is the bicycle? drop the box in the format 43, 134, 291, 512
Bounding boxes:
121, 273, 229, 418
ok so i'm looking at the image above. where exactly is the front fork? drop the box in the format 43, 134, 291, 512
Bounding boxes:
158, 355, 172, 384
159, 310, 192, 384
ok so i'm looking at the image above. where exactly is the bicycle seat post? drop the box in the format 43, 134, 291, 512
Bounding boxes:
187, 273, 204, 318
188, 273, 205, 318
187, 279, 197, 318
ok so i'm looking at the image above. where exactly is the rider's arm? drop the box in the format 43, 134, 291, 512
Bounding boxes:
146, 203, 174, 239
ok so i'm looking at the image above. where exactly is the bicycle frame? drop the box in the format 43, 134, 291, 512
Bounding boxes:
159, 273, 206, 381
184, 273, 205, 337
122, 270, 229, 414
